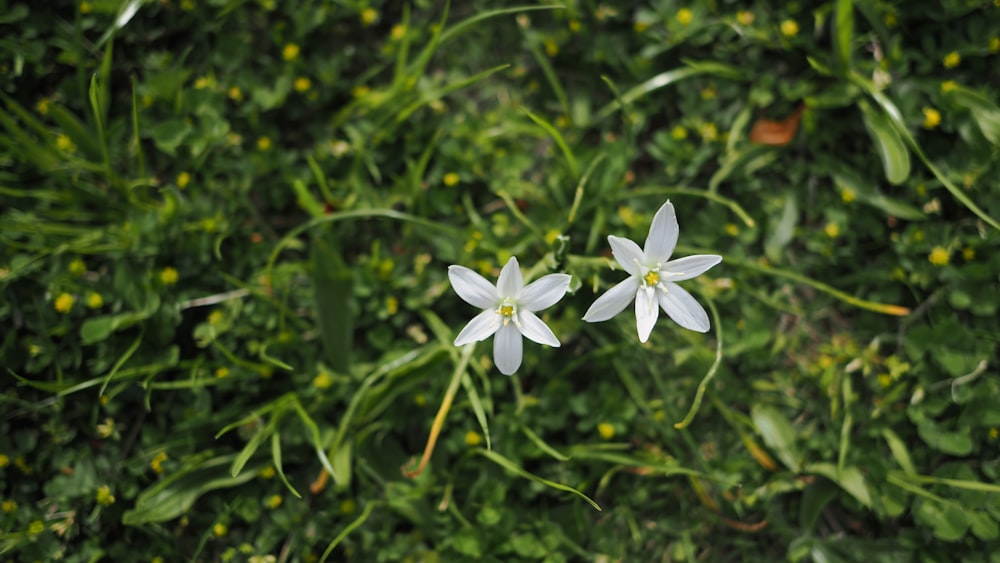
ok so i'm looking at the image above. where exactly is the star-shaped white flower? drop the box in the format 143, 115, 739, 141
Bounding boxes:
449, 257, 570, 375
583, 200, 721, 343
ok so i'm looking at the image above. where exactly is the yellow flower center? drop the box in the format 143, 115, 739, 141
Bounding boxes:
643, 270, 660, 287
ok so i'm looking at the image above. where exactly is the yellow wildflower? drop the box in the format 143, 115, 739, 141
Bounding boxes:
569, 20, 581, 33
54, 293, 74, 313
941, 81, 958, 93
597, 423, 615, 440
160, 267, 179, 285
671, 125, 688, 140
228, 86, 243, 101
208, 310, 223, 325
990, 37, 999, 53
443, 172, 460, 186
465, 431, 482, 446
824, 223, 840, 238
724, 223, 740, 236
69, 258, 86, 275
339, 499, 357, 514
257, 136, 272, 151
258, 466, 276, 479
737, 11, 754, 26
36, 98, 51, 115
55, 134, 76, 153
294, 76, 312, 92
390, 24, 406, 40
780, 19, 799, 37
962, 247, 975, 261
96, 485, 115, 506
1, 500, 16, 513
676, 9, 693, 25
0, 454, 8, 467
28, 520, 45, 536
841, 188, 856, 203
282, 43, 300, 61
360, 8, 377, 26
215, 367, 229, 379
176, 171, 191, 189
151, 451, 168, 474
544, 38, 558, 57
943, 51, 960, 69
385, 296, 398, 315
928, 246, 949, 266
266, 495, 283, 509
213, 523, 228, 537
313, 372, 333, 389
883, 12, 897, 27
699, 123, 718, 141
922, 107, 941, 129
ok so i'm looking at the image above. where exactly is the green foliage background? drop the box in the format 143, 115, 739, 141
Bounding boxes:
2, 0, 1000, 561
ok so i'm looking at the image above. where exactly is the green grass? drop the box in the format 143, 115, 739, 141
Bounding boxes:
2, 1, 1000, 561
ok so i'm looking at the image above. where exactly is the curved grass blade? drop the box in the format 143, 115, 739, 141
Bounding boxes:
520, 106, 578, 180
674, 298, 723, 429
592, 61, 742, 123
626, 186, 756, 227
709, 144, 780, 193
271, 431, 302, 498
439, 5, 564, 46
318, 502, 377, 563
947, 86, 1000, 146
567, 153, 606, 225
520, 425, 570, 461
289, 398, 337, 481
231, 416, 278, 478
477, 449, 601, 511
719, 251, 909, 316
394, 64, 510, 125
99, 330, 143, 397
833, 0, 854, 75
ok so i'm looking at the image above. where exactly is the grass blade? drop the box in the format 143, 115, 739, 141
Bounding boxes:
674, 298, 723, 429
478, 449, 601, 511
271, 429, 302, 499
318, 502, 377, 563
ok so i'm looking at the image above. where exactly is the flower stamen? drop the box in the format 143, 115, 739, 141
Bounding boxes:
643, 270, 660, 287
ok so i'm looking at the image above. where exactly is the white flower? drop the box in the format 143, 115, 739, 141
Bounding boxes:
449, 257, 571, 375
583, 200, 721, 343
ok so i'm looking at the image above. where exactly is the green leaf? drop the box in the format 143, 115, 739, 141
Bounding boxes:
833, 0, 854, 74
311, 229, 354, 372
122, 455, 263, 525
881, 428, 916, 476
947, 86, 1000, 145
708, 144, 779, 193
150, 118, 192, 157
271, 432, 302, 499
859, 100, 910, 185
231, 417, 278, 478
800, 481, 839, 532
807, 463, 873, 508
764, 195, 798, 263
916, 420, 973, 456
750, 404, 802, 472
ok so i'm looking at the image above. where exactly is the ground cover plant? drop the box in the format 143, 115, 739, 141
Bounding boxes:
2, 0, 1000, 561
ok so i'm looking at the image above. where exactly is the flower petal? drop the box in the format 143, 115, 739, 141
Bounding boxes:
520, 273, 571, 311
635, 286, 660, 343
518, 310, 560, 347
582, 276, 638, 322
662, 254, 722, 281
493, 323, 523, 375
448, 265, 498, 308
657, 283, 710, 333
643, 200, 679, 265
454, 309, 501, 346
608, 235, 643, 276
496, 256, 523, 298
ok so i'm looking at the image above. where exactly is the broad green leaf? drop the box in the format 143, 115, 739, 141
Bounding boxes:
859, 100, 910, 185
150, 118, 192, 157
881, 428, 916, 476
750, 404, 802, 473
917, 420, 973, 456
806, 463, 873, 508
799, 481, 839, 532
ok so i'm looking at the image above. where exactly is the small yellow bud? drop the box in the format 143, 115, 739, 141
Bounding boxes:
941, 81, 958, 93
160, 266, 179, 285
228, 86, 243, 101
569, 20, 582, 33
213, 523, 228, 537
544, 38, 558, 57
676, 8, 693, 26
1, 500, 16, 513
176, 171, 191, 188
360, 8, 378, 26
36, 98, 50, 115
824, 222, 840, 238
385, 296, 398, 315
266, 495, 283, 509
671, 125, 688, 140
736, 11, 754, 25
258, 466, 276, 479
215, 367, 229, 379
597, 422, 615, 440
465, 431, 482, 446
0, 454, 8, 467
54, 293, 74, 313
282, 43, 300, 61
55, 134, 76, 153
257, 136, 272, 151
313, 372, 333, 389
724, 223, 740, 236
390, 24, 406, 40
990, 37, 1000, 54
883, 12, 897, 27
780, 19, 799, 37
151, 451, 168, 474
928, 246, 950, 266
208, 310, 224, 325
943, 51, 960, 69
339, 499, 357, 514
28, 520, 45, 536
962, 247, 975, 261
841, 189, 856, 203
294, 76, 312, 92
699, 123, 718, 141
443, 172, 460, 187
69, 258, 87, 275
